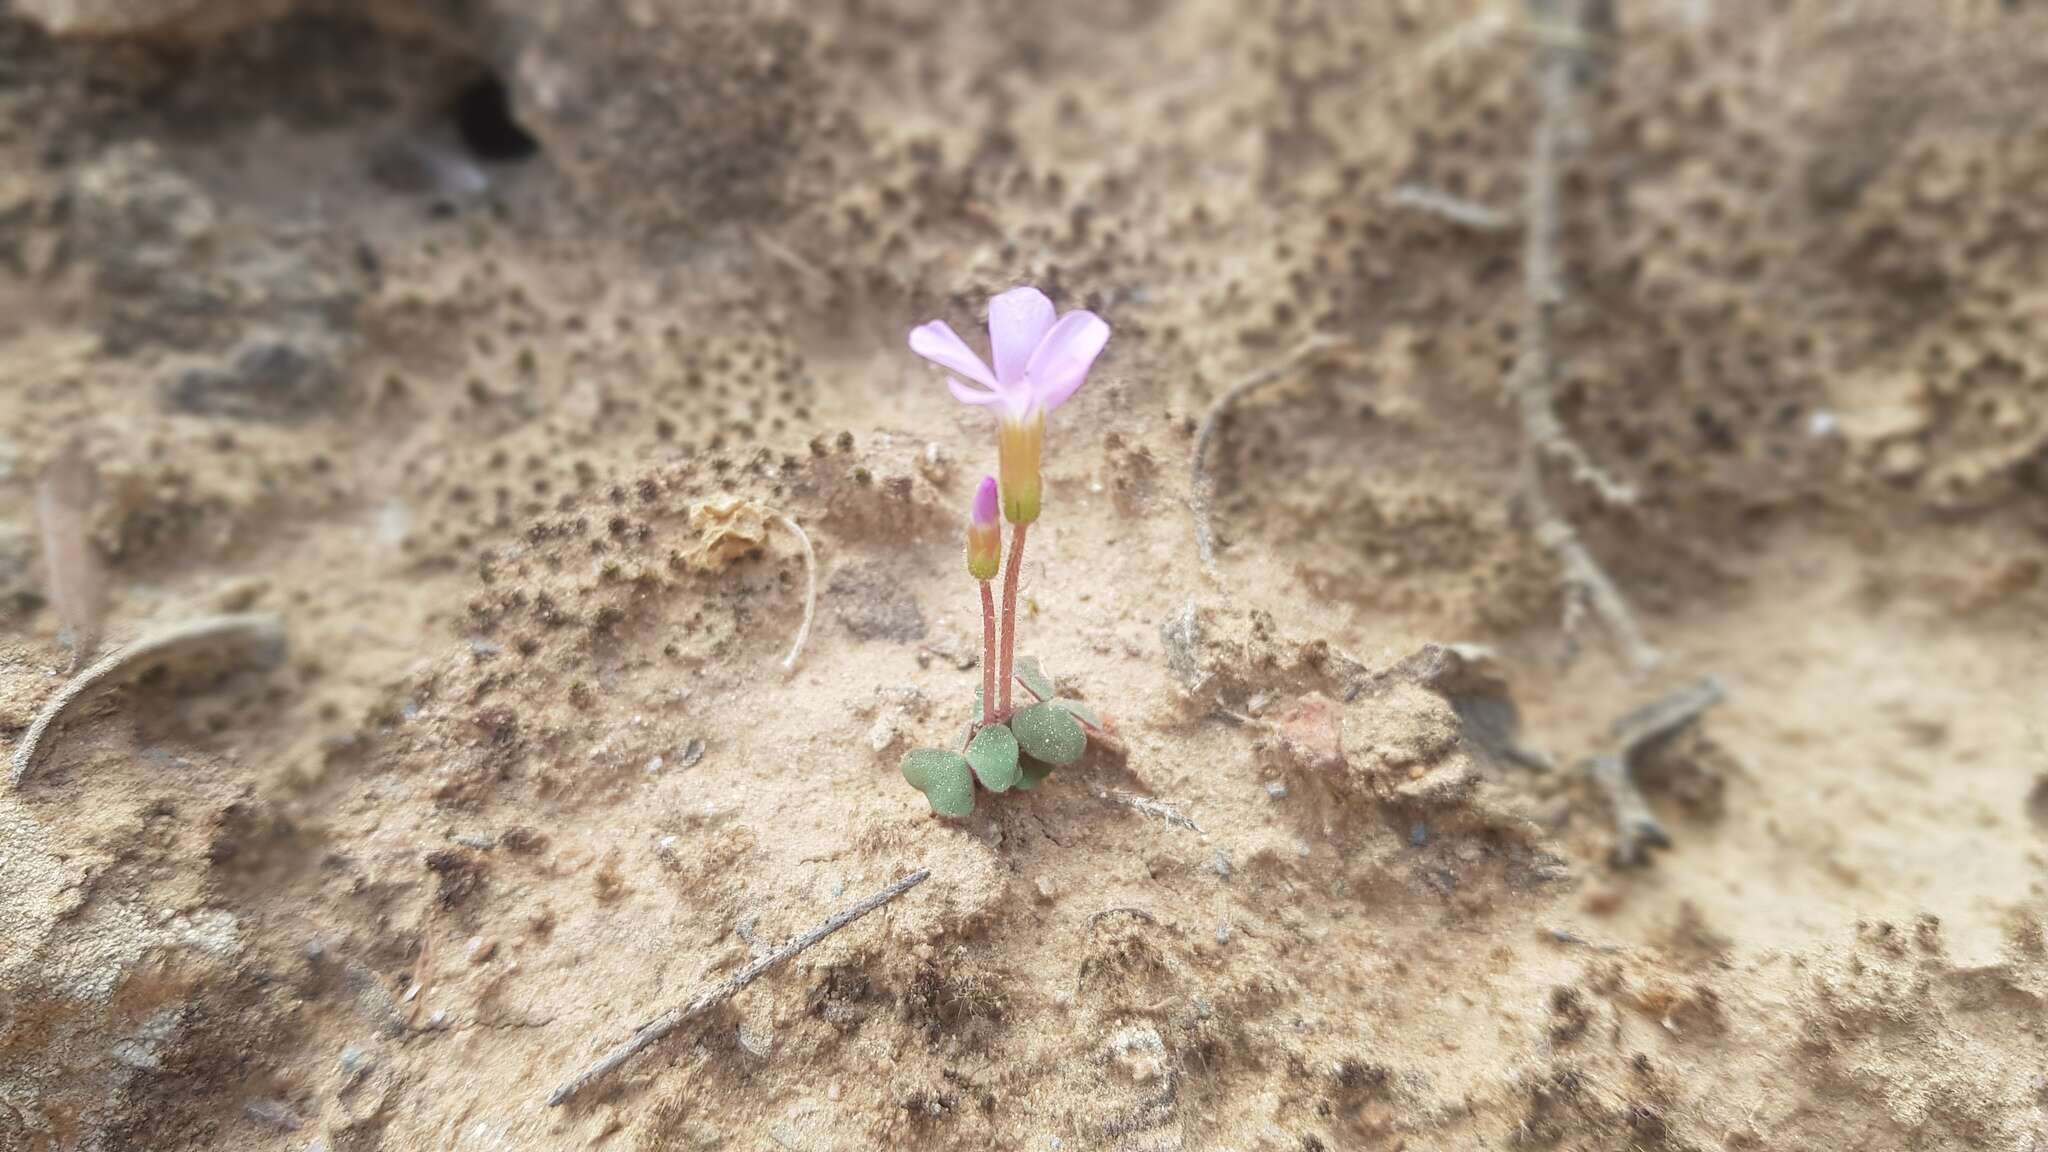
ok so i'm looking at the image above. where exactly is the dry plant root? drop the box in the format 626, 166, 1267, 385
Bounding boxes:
10, 613, 287, 786
545, 868, 930, 1107
1509, 0, 1658, 674
1190, 334, 1357, 587
1584, 677, 1724, 867
776, 513, 817, 673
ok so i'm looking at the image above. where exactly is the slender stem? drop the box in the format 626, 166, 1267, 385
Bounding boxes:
979, 580, 997, 724
998, 523, 1028, 720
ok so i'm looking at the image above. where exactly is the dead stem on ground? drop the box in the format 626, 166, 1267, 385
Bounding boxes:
545, 869, 930, 1107
1508, 0, 1658, 673
10, 614, 287, 785
777, 513, 817, 673
1584, 677, 1725, 866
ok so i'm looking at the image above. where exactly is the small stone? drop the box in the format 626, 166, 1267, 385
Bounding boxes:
246, 1099, 303, 1132
645, 755, 665, 774
466, 936, 497, 964
1036, 876, 1059, 901
737, 1019, 773, 1058
680, 738, 707, 767
339, 1044, 375, 1078
1264, 781, 1288, 800
868, 714, 901, 754
1206, 850, 1232, 879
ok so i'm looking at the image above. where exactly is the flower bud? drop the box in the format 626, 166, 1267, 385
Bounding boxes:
998, 411, 1044, 524
966, 475, 1002, 581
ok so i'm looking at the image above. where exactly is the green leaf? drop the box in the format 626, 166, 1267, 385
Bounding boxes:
1014, 758, 1056, 791
967, 724, 1021, 792
1011, 702, 1086, 767
1053, 698, 1102, 730
899, 748, 975, 818
1014, 656, 1055, 701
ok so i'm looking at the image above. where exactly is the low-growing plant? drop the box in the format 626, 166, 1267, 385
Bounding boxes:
899, 288, 1113, 817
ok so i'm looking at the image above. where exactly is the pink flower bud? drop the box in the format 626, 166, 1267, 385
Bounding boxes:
966, 475, 1002, 581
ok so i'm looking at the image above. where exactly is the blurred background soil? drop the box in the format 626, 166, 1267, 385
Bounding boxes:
4, 1, 2048, 1148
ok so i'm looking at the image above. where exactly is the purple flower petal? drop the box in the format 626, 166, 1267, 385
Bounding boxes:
910, 321, 997, 390
947, 377, 1005, 406
987, 287, 1056, 388
1024, 310, 1111, 412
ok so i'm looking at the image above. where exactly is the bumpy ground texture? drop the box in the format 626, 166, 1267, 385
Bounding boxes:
5, 1, 2048, 1149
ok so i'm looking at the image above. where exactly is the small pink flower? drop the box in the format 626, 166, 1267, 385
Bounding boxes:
909, 287, 1111, 421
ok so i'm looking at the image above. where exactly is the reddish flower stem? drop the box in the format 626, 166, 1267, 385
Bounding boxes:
979, 580, 997, 725
997, 523, 1028, 720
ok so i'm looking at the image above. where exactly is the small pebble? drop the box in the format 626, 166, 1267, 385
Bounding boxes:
245, 1099, 302, 1132
1036, 876, 1059, 901
1206, 850, 1232, 879
645, 755, 664, 774
680, 738, 706, 767
1264, 781, 1288, 800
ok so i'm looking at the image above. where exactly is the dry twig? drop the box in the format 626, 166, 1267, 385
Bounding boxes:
1190, 334, 1355, 586
1098, 789, 1202, 833
1508, 0, 1658, 674
1390, 184, 1514, 232
36, 439, 106, 672
545, 868, 930, 1107
10, 614, 287, 786
776, 513, 817, 673
1584, 677, 1724, 866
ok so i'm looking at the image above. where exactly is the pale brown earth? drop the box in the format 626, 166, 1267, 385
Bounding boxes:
5, 2, 2048, 1149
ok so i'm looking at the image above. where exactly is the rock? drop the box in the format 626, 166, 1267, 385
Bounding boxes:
1160, 601, 1206, 693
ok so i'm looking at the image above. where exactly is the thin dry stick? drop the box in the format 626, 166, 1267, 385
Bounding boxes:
1099, 789, 1202, 833
1390, 184, 1514, 232
36, 439, 106, 673
1509, 0, 1658, 674
10, 614, 287, 785
776, 514, 816, 673
997, 523, 1028, 719
546, 868, 930, 1107
1191, 334, 1354, 586
1586, 677, 1724, 866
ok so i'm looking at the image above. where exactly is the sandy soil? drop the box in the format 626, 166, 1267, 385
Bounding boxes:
5, 1, 2048, 1149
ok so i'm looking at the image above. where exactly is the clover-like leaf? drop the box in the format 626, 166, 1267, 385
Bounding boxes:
900, 747, 975, 818
1011, 701, 1086, 766
1053, 697, 1103, 730
967, 724, 1021, 792
1013, 758, 1056, 791
1014, 655, 1055, 701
